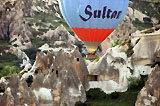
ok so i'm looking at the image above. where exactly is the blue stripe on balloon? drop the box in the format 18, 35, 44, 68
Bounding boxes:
58, 0, 129, 29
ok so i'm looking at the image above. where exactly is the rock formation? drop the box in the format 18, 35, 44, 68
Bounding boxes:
32, 0, 60, 17
0, 48, 89, 106
132, 25, 160, 66
135, 65, 160, 106
109, 1, 160, 41
41, 25, 77, 44
0, 0, 160, 105
0, 0, 33, 50
87, 26, 160, 94
9, 46, 31, 68
87, 44, 137, 94
0, 74, 37, 106
70, 49, 89, 90
109, 10, 137, 41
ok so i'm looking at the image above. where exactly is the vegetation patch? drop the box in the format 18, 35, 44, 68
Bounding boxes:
132, 18, 153, 30
76, 75, 148, 106
94, 56, 103, 62
76, 88, 139, 106
111, 40, 123, 47
24, 48, 37, 64
0, 65, 21, 78
0, 40, 22, 78
0, 87, 5, 93
31, 37, 50, 48
128, 75, 148, 90
131, 0, 160, 20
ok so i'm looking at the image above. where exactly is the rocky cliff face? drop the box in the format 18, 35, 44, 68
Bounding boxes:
0, 0, 33, 50
87, 26, 160, 94
0, 48, 89, 106
102, 0, 160, 53
70, 49, 89, 90
132, 27, 160, 66
0, 74, 37, 106
109, 1, 160, 41
0, 0, 160, 105
41, 25, 77, 44
135, 65, 160, 106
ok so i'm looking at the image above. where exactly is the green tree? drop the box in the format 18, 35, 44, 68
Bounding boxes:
0, 65, 21, 78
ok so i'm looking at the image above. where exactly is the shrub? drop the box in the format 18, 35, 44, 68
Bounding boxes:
0, 65, 21, 78
86, 88, 108, 101
128, 77, 140, 89
110, 91, 120, 99
124, 39, 134, 57
128, 75, 147, 90
111, 40, 122, 47
132, 18, 153, 30
75, 41, 83, 54
24, 47, 37, 64
94, 56, 103, 62
0, 87, 5, 93
75, 101, 86, 106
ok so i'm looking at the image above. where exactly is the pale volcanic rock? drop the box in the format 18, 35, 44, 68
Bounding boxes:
101, 38, 112, 55
87, 46, 131, 94
32, 0, 59, 15
0, 0, 33, 50
0, 49, 88, 106
70, 49, 89, 90
87, 27, 160, 94
9, 46, 31, 68
132, 30, 160, 65
0, 74, 37, 106
42, 25, 76, 44
30, 52, 55, 74
135, 65, 160, 106
87, 39, 153, 93
30, 50, 87, 106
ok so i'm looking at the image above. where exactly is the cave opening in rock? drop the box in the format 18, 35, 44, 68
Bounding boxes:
35, 69, 39, 74
77, 58, 80, 62
56, 70, 58, 77
0, 11, 2, 18
5, 7, 11, 12
88, 75, 98, 81
26, 75, 33, 87
52, 69, 54, 72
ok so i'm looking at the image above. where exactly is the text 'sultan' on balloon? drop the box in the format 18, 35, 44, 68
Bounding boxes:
58, 0, 129, 52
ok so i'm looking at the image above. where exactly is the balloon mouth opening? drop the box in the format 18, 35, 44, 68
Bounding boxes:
83, 41, 101, 53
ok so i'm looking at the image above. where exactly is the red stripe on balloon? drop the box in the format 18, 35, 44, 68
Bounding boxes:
71, 28, 114, 42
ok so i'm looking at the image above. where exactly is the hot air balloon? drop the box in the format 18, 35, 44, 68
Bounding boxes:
58, 0, 129, 53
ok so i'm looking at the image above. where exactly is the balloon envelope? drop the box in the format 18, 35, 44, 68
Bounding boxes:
58, 0, 129, 52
